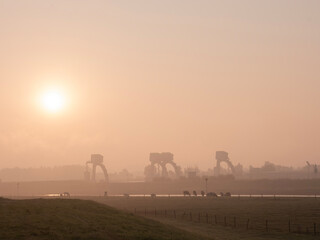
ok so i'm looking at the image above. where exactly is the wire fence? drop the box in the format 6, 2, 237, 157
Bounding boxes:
132, 208, 319, 236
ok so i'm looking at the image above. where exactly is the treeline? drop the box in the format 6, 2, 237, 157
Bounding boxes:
0, 165, 84, 182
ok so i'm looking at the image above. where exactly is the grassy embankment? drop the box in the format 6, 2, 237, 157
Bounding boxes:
88, 196, 320, 240
0, 197, 211, 240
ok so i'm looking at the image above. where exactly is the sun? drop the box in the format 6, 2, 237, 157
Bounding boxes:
41, 89, 65, 113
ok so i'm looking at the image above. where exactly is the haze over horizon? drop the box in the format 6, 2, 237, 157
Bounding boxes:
0, 0, 320, 172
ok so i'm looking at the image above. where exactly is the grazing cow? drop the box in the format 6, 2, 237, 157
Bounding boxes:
200, 190, 205, 197
225, 192, 231, 197
183, 190, 191, 196
60, 192, 70, 197
151, 193, 156, 198
206, 192, 218, 197
193, 190, 197, 197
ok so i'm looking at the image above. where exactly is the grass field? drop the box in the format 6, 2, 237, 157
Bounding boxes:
2, 196, 319, 240
85, 196, 320, 240
0, 197, 212, 240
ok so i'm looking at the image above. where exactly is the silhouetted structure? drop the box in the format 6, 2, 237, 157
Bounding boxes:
186, 170, 197, 178
144, 152, 182, 180
214, 151, 235, 176
85, 154, 108, 183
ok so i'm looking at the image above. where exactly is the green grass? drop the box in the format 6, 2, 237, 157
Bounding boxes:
3, 197, 318, 240
85, 196, 320, 240
0, 197, 212, 240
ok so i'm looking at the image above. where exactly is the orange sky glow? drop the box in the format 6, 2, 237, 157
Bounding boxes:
0, 0, 319, 172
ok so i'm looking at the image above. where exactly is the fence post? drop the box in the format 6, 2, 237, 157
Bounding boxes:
246, 219, 250, 230
266, 220, 268, 232
314, 223, 316, 236
206, 213, 208, 224
288, 220, 291, 233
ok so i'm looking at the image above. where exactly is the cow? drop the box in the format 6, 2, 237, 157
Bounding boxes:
225, 192, 231, 197
183, 190, 191, 196
60, 192, 70, 197
206, 192, 218, 197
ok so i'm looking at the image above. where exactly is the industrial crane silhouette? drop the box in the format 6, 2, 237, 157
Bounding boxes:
214, 151, 235, 176
306, 161, 318, 177
85, 154, 108, 183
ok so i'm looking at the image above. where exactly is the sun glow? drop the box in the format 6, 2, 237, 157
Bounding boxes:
41, 89, 65, 113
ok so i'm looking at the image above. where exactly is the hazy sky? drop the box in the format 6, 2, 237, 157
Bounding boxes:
0, 0, 319, 172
